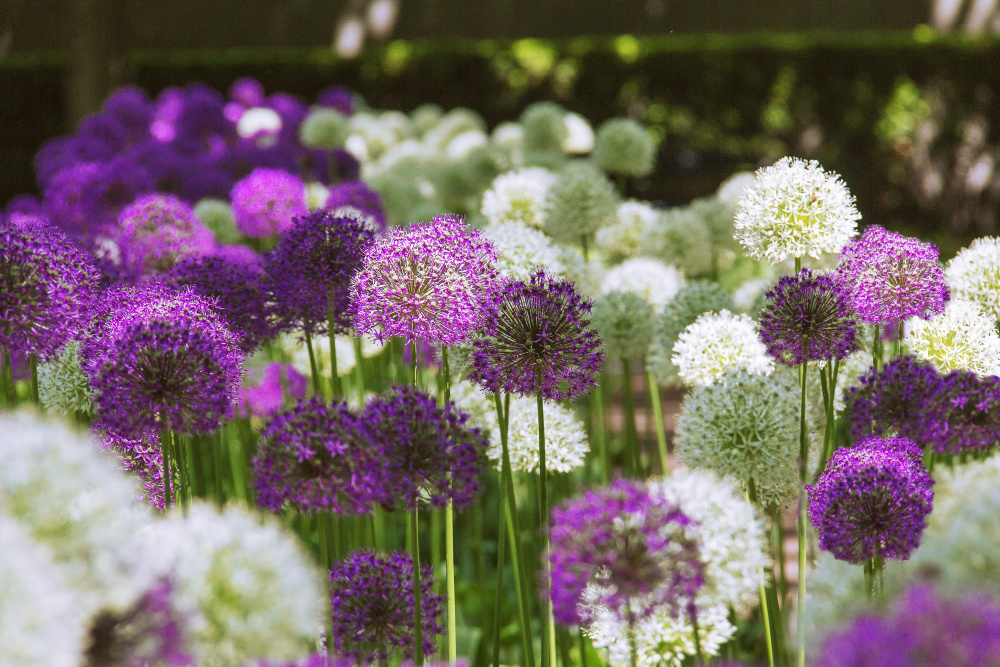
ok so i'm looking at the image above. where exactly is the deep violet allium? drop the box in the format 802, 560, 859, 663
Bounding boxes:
324, 180, 388, 233
807, 436, 934, 564
116, 193, 215, 280
328, 550, 443, 664
548, 479, 704, 626
758, 269, 860, 366
923, 369, 1000, 455
230, 168, 308, 237
469, 269, 605, 401
845, 355, 943, 445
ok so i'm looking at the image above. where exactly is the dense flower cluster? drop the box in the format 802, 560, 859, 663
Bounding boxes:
672, 310, 774, 387
96, 428, 171, 511
543, 161, 619, 243
904, 299, 1000, 375
845, 354, 942, 445
37, 340, 94, 416
481, 168, 557, 229
592, 118, 657, 177
238, 361, 308, 418
230, 168, 308, 237
922, 369, 1000, 455
595, 200, 660, 261
946, 236, 1000, 321
600, 257, 684, 313
115, 193, 215, 280
591, 290, 656, 360
483, 220, 565, 279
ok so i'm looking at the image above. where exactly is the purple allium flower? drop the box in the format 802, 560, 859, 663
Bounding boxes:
229, 77, 266, 107
923, 369, 1000, 455
325, 180, 388, 233
82, 155, 156, 225
4, 194, 45, 219
548, 479, 704, 626
34, 134, 116, 190
42, 162, 104, 243
116, 194, 215, 280
238, 362, 307, 418
230, 167, 308, 237
329, 549, 443, 664
835, 225, 950, 326
97, 428, 172, 511
845, 355, 943, 445
169, 84, 234, 158
317, 86, 356, 115
816, 584, 1000, 667
352, 215, 499, 345
468, 270, 605, 402
362, 386, 486, 510
254, 398, 377, 514
807, 436, 934, 564
758, 269, 860, 366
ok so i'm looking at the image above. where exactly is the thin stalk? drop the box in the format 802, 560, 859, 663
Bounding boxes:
29, 353, 39, 404
215, 430, 225, 505
491, 490, 508, 667
578, 630, 589, 667
621, 358, 641, 476
327, 309, 341, 397
895, 319, 904, 358
1, 345, 14, 406
227, 425, 248, 502
372, 508, 385, 551
159, 428, 173, 511
796, 362, 808, 667
556, 628, 572, 667
774, 509, 788, 601
872, 325, 882, 372
592, 384, 609, 483
627, 616, 639, 667
794, 257, 802, 273
689, 606, 704, 665
744, 489, 775, 667
647, 371, 670, 475
410, 339, 418, 387
446, 501, 457, 664
353, 336, 366, 406
411, 508, 425, 666
580, 234, 590, 262
536, 369, 555, 667
864, 555, 885, 600
817, 365, 833, 474
304, 332, 323, 395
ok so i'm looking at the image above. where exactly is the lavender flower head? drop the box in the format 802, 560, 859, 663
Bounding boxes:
230, 168, 308, 237
923, 369, 1000, 455
238, 362, 307, 418
807, 436, 934, 564
835, 225, 949, 325
42, 161, 103, 242
469, 269, 605, 401
845, 355, 942, 445
758, 269, 860, 366
324, 180, 388, 233
116, 193, 215, 280
254, 398, 378, 514
548, 479, 704, 626
329, 550, 443, 664
352, 214, 498, 345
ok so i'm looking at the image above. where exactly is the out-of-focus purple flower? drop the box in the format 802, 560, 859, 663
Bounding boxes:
4, 194, 45, 219
96, 427, 171, 512
218, 138, 300, 181
923, 369, 1000, 455
42, 162, 104, 243
401, 338, 440, 370
317, 86, 356, 115
169, 84, 234, 158
325, 180, 388, 233
548, 479, 704, 625
124, 140, 234, 203
266, 93, 308, 143
212, 244, 262, 267
116, 194, 215, 280
34, 134, 116, 190
808, 436, 933, 564
758, 268, 860, 366
238, 362, 307, 418
329, 549, 443, 664
82, 155, 156, 225
101, 87, 154, 145
229, 77, 267, 107
845, 355, 943, 446
469, 269, 604, 402
230, 168, 308, 238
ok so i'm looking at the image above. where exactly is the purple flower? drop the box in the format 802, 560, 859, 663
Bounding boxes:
34, 134, 115, 190
229, 77, 266, 107
169, 84, 234, 158
97, 428, 172, 512
548, 479, 704, 626
230, 168, 308, 237
82, 154, 156, 226
807, 436, 934, 564
116, 194, 215, 280
317, 86, 356, 115
42, 162, 104, 243
352, 214, 499, 345
325, 180, 388, 233
362, 386, 486, 510
845, 355, 943, 446
758, 269, 860, 366
238, 362, 307, 418
254, 398, 377, 514
835, 225, 950, 326
923, 369, 1000, 455
329, 550, 443, 664
468, 270, 605, 402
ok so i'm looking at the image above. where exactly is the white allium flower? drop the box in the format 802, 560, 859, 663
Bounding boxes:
481, 168, 557, 229
562, 112, 595, 154
734, 157, 860, 264
488, 396, 589, 473
304, 182, 330, 210
483, 221, 565, 279
144, 503, 325, 667
285, 334, 357, 379
945, 237, 1000, 322
595, 200, 660, 261
601, 258, 684, 313
732, 277, 773, 314
832, 348, 875, 413
237, 107, 282, 141
449, 379, 499, 436
446, 129, 489, 160
38, 341, 94, 417
715, 171, 758, 212
672, 310, 774, 387
422, 108, 486, 154
904, 299, 1000, 375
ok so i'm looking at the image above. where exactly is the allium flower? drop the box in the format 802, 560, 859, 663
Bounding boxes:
946, 236, 1000, 322
922, 369, 1000, 455
363, 386, 487, 510
592, 290, 656, 360
97, 428, 171, 512
324, 180, 388, 233
844, 355, 942, 444
469, 270, 604, 401
601, 257, 684, 313
193, 197, 241, 244
595, 200, 661, 261
521, 102, 568, 153
43, 161, 103, 242
481, 168, 558, 229
254, 398, 378, 514
675, 370, 804, 507
483, 221, 565, 280
758, 269, 860, 366
592, 118, 657, 177
734, 157, 860, 264
328, 550, 443, 664
732, 277, 772, 316
543, 161, 619, 243
808, 436, 934, 564
690, 196, 738, 256
237, 107, 282, 142
548, 479, 704, 625
643, 205, 714, 277
144, 502, 326, 667
352, 214, 498, 345
831, 348, 875, 414
905, 299, 1000, 375
116, 193, 215, 280
563, 112, 595, 153
672, 311, 774, 388
37, 340, 94, 416
238, 362, 308, 418
491, 396, 589, 474
230, 168, 308, 237
299, 107, 349, 149
716, 171, 757, 212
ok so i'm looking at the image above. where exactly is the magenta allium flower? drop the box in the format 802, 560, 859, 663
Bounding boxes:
238, 362, 307, 418
468, 270, 605, 402
808, 436, 934, 564
845, 355, 943, 446
758, 268, 860, 366
324, 180, 387, 233
923, 369, 1000, 455
116, 194, 215, 280
548, 479, 704, 626
97, 428, 172, 512
352, 214, 498, 345
229, 168, 308, 237
835, 225, 950, 325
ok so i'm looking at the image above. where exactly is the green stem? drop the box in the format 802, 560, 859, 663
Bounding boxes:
227, 424, 248, 502
872, 325, 882, 372
327, 310, 341, 397
580, 234, 590, 262
690, 606, 704, 666
621, 358, 641, 477
159, 428, 173, 511
29, 353, 39, 404
744, 488, 775, 667
446, 501, 457, 664
214, 430, 225, 505
592, 384, 609, 483
353, 336, 366, 406
578, 630, 590, 667
1, 345, 14, 406
647, 371, 669, 475
895, 320, 904, 358
794, 257, 802, 273
796, 362, 808, 667
411, 508, 425, 666
304, 332, 323, 396
536, 370, 555, 667
491, 488, 508, 667
864, 555, 885, 600
818, 365, 833, 475
410, 339, 418, 387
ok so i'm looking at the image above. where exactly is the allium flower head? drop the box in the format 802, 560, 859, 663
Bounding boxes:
845, 354, 942, 444
352, 214, 498, 345
491, 396, 589, 473
328, 550, 443, 664
97, 428, 171, 512
595, 200, 661, 261
299, 107, 349, 149
905, 299, 1000, 375
193, 197, 240, 244
521, 101, 568, 153
469, 270, 604, 401
543, 161, 619, 243
230, 168, 308, 237
835, 225, 949, 325
601, 257, 684, 313
672, 311, 774, 388
37, 340, 94, 416
238, 362, 308, 418
592, 290, 656, 360
482, 220, 565, 280
481, 168, 558, 229
946, 237, 1000, 322
116, 193, 215, 280
592, 118, 657, 177
734, 157, 860, 264
922, 369, 1000, 455
324, 180, 388, 233
758, 269, 860, 366
808, 436, 934, 564
643, 205, 714, 277
732, 277, 772, 316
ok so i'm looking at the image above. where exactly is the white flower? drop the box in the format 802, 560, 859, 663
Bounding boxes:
481, 168, 557, 229
904, 299, 1000, 375
595, 200, 660, 260
304, 182, 330, 210
715, 171, 757, 212
237, 107, 282, 142
562, 112, 595, 154
487, 396, 589, 473
601, 258, 684, 313
734, 157, 860, 264
945, 237, 1000, 322
483, 221, 565, 279
144, 502, 325, 667
449, 379, 499, 435
445, 130, 489, 160
732, 277, 773, 314
672, 310, 774, 387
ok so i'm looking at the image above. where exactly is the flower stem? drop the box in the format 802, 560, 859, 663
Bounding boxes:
491, 489, 508, 667
817, 366, 833, 474
621, 357, 641, 476
689, 605, 704, 666
353, 336, 366, 406
796, 362, 808, 667
440, 345, 457, 664
535, 369, 555, 667
864, 555, 885, 600
411, 508, 425, 666
159, 428, 173, 511
647, 371, 670, 475
578, 630, 590, 667
895, 320, 904, 358
28, 352, 39, 404
872, 324, 882, 372
410, 339, 418, 387
327, 309, 341, 397
305, 331, 323, 396
592, 383, 609, 483
1, 345, 14, 406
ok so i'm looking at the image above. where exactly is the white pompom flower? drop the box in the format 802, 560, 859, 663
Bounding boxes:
601, 257, 684, 313
481, 168, 558, 229
671, 310, 774, 387
715, 171, 757, 212
904, 299, 1000, 375
483, 221, 565, 280
488, 396, 589, 474
595, 200, 661, 261
562, 112, 595, 154
945, 237, 1000, 322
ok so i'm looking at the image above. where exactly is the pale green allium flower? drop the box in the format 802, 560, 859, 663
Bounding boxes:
904, 299, 1000, 375
601, 257, 684, 313
543, 161, 619, 243
38, 340, 94, 417
644, 205, 714, 277
595, 200, 661, 262
945, 237, 1000, 322
521, 101, 568, 153
671, 311, 773, 388
194, 198, 241, 244
298, 107, 349, 149
592, 118, 657, 178
592, 290, 656, 360
480, 168, 557, 229
422, 108, 486, 154
410, 103, 444, 133
483, 221, 565, 280
559, 246, 605, 299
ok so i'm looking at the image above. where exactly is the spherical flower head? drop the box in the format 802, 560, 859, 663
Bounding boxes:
363, 385, 487, 510
844, 354, 942, 444
592, 118, 656, 177
469, 270, 605, 401
672, 310, 774, 388
299, 107, 349, 149
807, 436, 934, 564
644, 205, 714, 277
521, 101, 568, 153
483, 221, 566, 280
239, 362, 308, 418
491, 396, 589, 474
905, 299, 1000, 375
716, 172, 757, 213
543, 161, 619, 243
324, 180, 388, 233
481, 168, 558, 229
601, 257, 684, 314
116, 193, 215, 280
255, 398, 378, 514
42, 161, 103, 242
193, 197, 241, 244
97, 428, 171, 511
549, 479, 704, 626
595, 200, 660, 261
592, 290, 656, 360
230, 168, 308, 238
734, 157, 860, 264
946, 236, 1000, 322
690, 196, 739, 254
835, 225, 949, 325
328, 550, 443, 664
38, 340, 94, 417
352, 214, 499, 345
923, 369, 1000, 455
